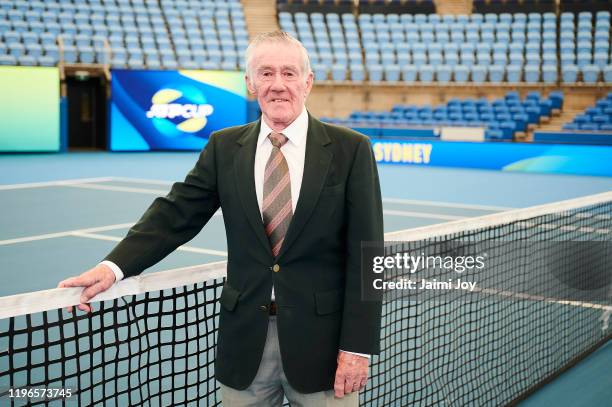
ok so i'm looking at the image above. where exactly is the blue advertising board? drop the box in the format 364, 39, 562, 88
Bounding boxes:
110, 69, 247, 151
371, 138, 612, 177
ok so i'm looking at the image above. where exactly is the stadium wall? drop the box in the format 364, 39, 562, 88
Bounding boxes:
307, 84, 608, 119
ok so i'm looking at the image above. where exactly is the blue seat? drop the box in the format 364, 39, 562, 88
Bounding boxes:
489, 65, 505, 82
444, 50, 459, 66
9, 43, 25, 58
436, 65, 452, 83
562, 123, 579, 130
453, 65, 469, 82
499, 121, 516, 139
485, 129, 505, 141
460, 51, 475, 67
368, 64, 383, 81
577, 52, 592, 69
350, 64, 365, 81
594, 52, 609, 69
428, 51, 442, 66
331, 65, 347, 81
413, 52, 426, 67
18, 55, 36, 66
476, 51, 491, 65
507, 65, 522, 83
401, 65, 417, 82
37, 55, 55, 66
524, 106, 542, 124
384, 64, 400, 81
561, 51, 575, 64
418, 65, 434, 82
0, 54, 16, 65
542, 65, 557, 84
581, 123, 599, 131
562, 64, 578, 83
471, 66, 487, 83
582, 65, 600, 83
604, 65, 612, 83
21, 32, 38, 46
524, 65, 540, 83
493, 52, 507, 66
27, 44, 42, 59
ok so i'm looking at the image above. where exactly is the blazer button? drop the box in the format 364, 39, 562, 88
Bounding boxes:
272, 264, 280, 273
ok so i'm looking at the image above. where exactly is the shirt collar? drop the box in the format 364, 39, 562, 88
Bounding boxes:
258, 107, 308, 148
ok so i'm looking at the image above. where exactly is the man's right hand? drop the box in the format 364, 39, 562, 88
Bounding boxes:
57, 264, 116, 313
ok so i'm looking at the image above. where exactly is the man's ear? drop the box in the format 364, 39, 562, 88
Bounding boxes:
245, 75, 256, 95
304, 71, 314, 96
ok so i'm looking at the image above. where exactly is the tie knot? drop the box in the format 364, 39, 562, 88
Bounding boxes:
268, 132, 288, 148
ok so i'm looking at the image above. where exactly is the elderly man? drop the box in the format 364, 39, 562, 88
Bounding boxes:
59, 31, 383, 406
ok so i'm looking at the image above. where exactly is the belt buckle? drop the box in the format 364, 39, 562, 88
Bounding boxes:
269, 301, 277, 315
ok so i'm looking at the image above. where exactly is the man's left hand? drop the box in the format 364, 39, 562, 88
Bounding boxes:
334, 351, 369, 398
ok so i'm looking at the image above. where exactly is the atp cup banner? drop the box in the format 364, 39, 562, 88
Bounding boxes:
110, 70, 247, 151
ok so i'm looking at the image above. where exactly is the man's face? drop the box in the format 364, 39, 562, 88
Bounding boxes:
246, 42, 314, 130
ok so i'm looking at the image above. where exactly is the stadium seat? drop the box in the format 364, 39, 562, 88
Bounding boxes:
489, 65, 505, 82
384, 64, 400, 81
507, 65, 522, 83
401, 65, 417, 82
604, 65, 612, 83
542, 65, 557, 84
332, 65, 347, 81
436, 65, 452, 83
582, 65, 600, 83
471, 66, 487, 83
453, 65, 469, 82
418, 65, 434, 82
562, 65, 578, 83
368, 64, 383, 81
350, 64, 365, 81
524, 65, 540, 83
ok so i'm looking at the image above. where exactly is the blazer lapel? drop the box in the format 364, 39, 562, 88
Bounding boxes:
278, 113, 333, 259
234, 119, 272, 255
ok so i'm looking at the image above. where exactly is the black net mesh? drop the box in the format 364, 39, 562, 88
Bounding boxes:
1, 200, 611, 406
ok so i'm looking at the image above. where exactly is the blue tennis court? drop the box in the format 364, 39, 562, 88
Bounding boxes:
1, 152, 612, 405
2, 152, 612, 296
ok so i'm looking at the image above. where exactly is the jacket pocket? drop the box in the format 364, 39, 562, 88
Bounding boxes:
314, 288, 343, 315
220, 283, 241, 312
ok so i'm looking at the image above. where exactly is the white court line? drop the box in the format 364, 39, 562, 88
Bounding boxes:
0, 177, 114, 191
48, 178, 476, 221
106, 178, 513, 212
0, 211, 222, 246
382, 197, 514, 211
110, 176, 174, 186
64, 183, 167, 195
383, 209, 465, 221
0, 223, 134, 246
72, 232, 227, 257
0, 176, 513, 215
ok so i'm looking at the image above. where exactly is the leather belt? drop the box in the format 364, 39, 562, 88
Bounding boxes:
269, 301, 277, 316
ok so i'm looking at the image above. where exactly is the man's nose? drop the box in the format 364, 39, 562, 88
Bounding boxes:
270, 73, 285, 89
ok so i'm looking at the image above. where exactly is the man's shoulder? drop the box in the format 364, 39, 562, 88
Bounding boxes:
210, 121, 259, 145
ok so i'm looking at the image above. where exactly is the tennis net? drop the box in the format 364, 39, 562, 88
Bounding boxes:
1, 192, 611, 406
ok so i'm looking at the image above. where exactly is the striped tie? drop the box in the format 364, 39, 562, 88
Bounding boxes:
263, 132, 292, 257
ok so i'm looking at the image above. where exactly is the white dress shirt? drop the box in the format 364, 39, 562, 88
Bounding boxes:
102, 107, 368, 357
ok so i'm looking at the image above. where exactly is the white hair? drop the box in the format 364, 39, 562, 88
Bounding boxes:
244, 31, 312, 84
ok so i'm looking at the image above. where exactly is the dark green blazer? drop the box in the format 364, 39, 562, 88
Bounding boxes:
105, 113, 384, 393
